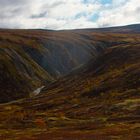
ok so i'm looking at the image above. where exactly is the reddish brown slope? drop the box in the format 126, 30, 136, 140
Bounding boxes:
1, 28, 135, 102
0, 32, 140, 139
0, 29, 106, 102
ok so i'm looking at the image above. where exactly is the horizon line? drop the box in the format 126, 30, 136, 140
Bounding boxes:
0, 23, 139, 31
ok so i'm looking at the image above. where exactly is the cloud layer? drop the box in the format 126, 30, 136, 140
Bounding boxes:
0, 0, 140, 29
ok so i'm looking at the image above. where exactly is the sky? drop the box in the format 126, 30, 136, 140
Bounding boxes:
0, 0, 140, 30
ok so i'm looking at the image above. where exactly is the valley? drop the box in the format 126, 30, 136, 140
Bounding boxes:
0, 24, 140, 139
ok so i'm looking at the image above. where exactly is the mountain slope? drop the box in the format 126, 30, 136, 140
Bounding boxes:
1, 24, 140, 102
0, 29, 140, 139
0, 29, 106, 102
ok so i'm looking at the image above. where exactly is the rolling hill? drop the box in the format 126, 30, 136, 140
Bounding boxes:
0, 24, 140, 139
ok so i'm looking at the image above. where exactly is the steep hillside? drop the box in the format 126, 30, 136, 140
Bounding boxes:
0, 30, 140, 139
0, 29, 106, 102
0, 24, 139, 102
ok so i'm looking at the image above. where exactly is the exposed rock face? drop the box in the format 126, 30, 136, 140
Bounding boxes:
30, 86, 45, 97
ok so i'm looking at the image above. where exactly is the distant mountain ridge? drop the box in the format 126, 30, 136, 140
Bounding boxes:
58, 23, 140, 33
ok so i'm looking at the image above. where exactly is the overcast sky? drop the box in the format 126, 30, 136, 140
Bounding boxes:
0, 0, 140, 30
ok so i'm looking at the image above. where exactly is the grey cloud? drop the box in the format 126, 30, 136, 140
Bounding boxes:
50, 1, 65, 7
30, 12, 47, 19
135, 6, 140, 13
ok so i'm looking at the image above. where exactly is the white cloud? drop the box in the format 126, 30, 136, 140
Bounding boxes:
0, 0, 139, 29
97, 0, 140, 27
